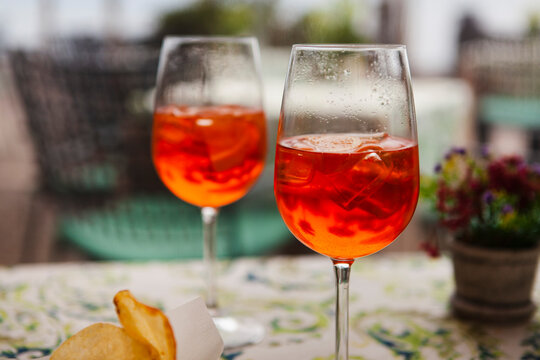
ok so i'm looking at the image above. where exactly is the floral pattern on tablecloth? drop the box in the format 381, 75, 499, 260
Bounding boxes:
1, 254, 540, 359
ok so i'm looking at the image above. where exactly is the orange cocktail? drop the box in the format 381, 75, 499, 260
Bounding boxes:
153, 104, 266, 208
275, 133, 419, 260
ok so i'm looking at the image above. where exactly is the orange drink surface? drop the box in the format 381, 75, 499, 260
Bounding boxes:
274, 133, 419, 260
152, 104, 266, 208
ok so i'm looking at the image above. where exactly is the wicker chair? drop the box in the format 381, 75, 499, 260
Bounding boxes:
459, 38, 540, 153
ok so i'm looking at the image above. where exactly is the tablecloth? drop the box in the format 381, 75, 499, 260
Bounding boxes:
1, 254, 540, 359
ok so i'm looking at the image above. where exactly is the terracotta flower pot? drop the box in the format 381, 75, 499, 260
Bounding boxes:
450, 240, 540, 323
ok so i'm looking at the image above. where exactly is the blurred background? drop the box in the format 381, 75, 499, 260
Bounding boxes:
1, 0, 539, 264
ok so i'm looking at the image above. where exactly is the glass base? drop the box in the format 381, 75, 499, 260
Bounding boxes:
213, 316, 265, 349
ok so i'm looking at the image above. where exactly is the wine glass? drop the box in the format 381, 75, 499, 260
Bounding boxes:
152, 36, 266, 347
274, 45, 419, 359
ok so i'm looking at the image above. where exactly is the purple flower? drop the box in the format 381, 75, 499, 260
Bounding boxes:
444, 147, 467, 160
444, 146, 466, 160
501, 204, 514, 215
481, 145, 490, 158
482, 191, 495, 204
434, 163, 442, 173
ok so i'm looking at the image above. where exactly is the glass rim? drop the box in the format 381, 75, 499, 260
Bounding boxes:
292, 44, 406, 51
162, 35, 258, 45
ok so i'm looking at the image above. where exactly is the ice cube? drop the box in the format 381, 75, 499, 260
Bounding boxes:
329, 151, 394, 211
300, 134, 364, 153
276, 147, 315, 186
283, 136, 317, 151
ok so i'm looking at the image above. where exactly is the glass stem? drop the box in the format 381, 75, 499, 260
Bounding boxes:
202, 206, 219, 312
333, 260, 352, 360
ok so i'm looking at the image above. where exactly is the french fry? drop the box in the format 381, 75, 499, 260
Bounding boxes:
114, 290, 176, 360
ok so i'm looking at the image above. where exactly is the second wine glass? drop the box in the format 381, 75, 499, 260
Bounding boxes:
274, 44, 419, 359
152, 36, 267, 348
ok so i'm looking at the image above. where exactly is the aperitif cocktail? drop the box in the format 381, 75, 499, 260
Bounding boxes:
153, 104, 266, 208
275, 133, 419, 260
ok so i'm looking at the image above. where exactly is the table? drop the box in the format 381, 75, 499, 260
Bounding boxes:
1, 254, 539, 359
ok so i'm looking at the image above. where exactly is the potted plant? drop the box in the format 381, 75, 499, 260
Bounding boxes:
424, 147, 540, 323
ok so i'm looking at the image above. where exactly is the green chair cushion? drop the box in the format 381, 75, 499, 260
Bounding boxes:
479, 95, 540, 128
59, 193, 291, 260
